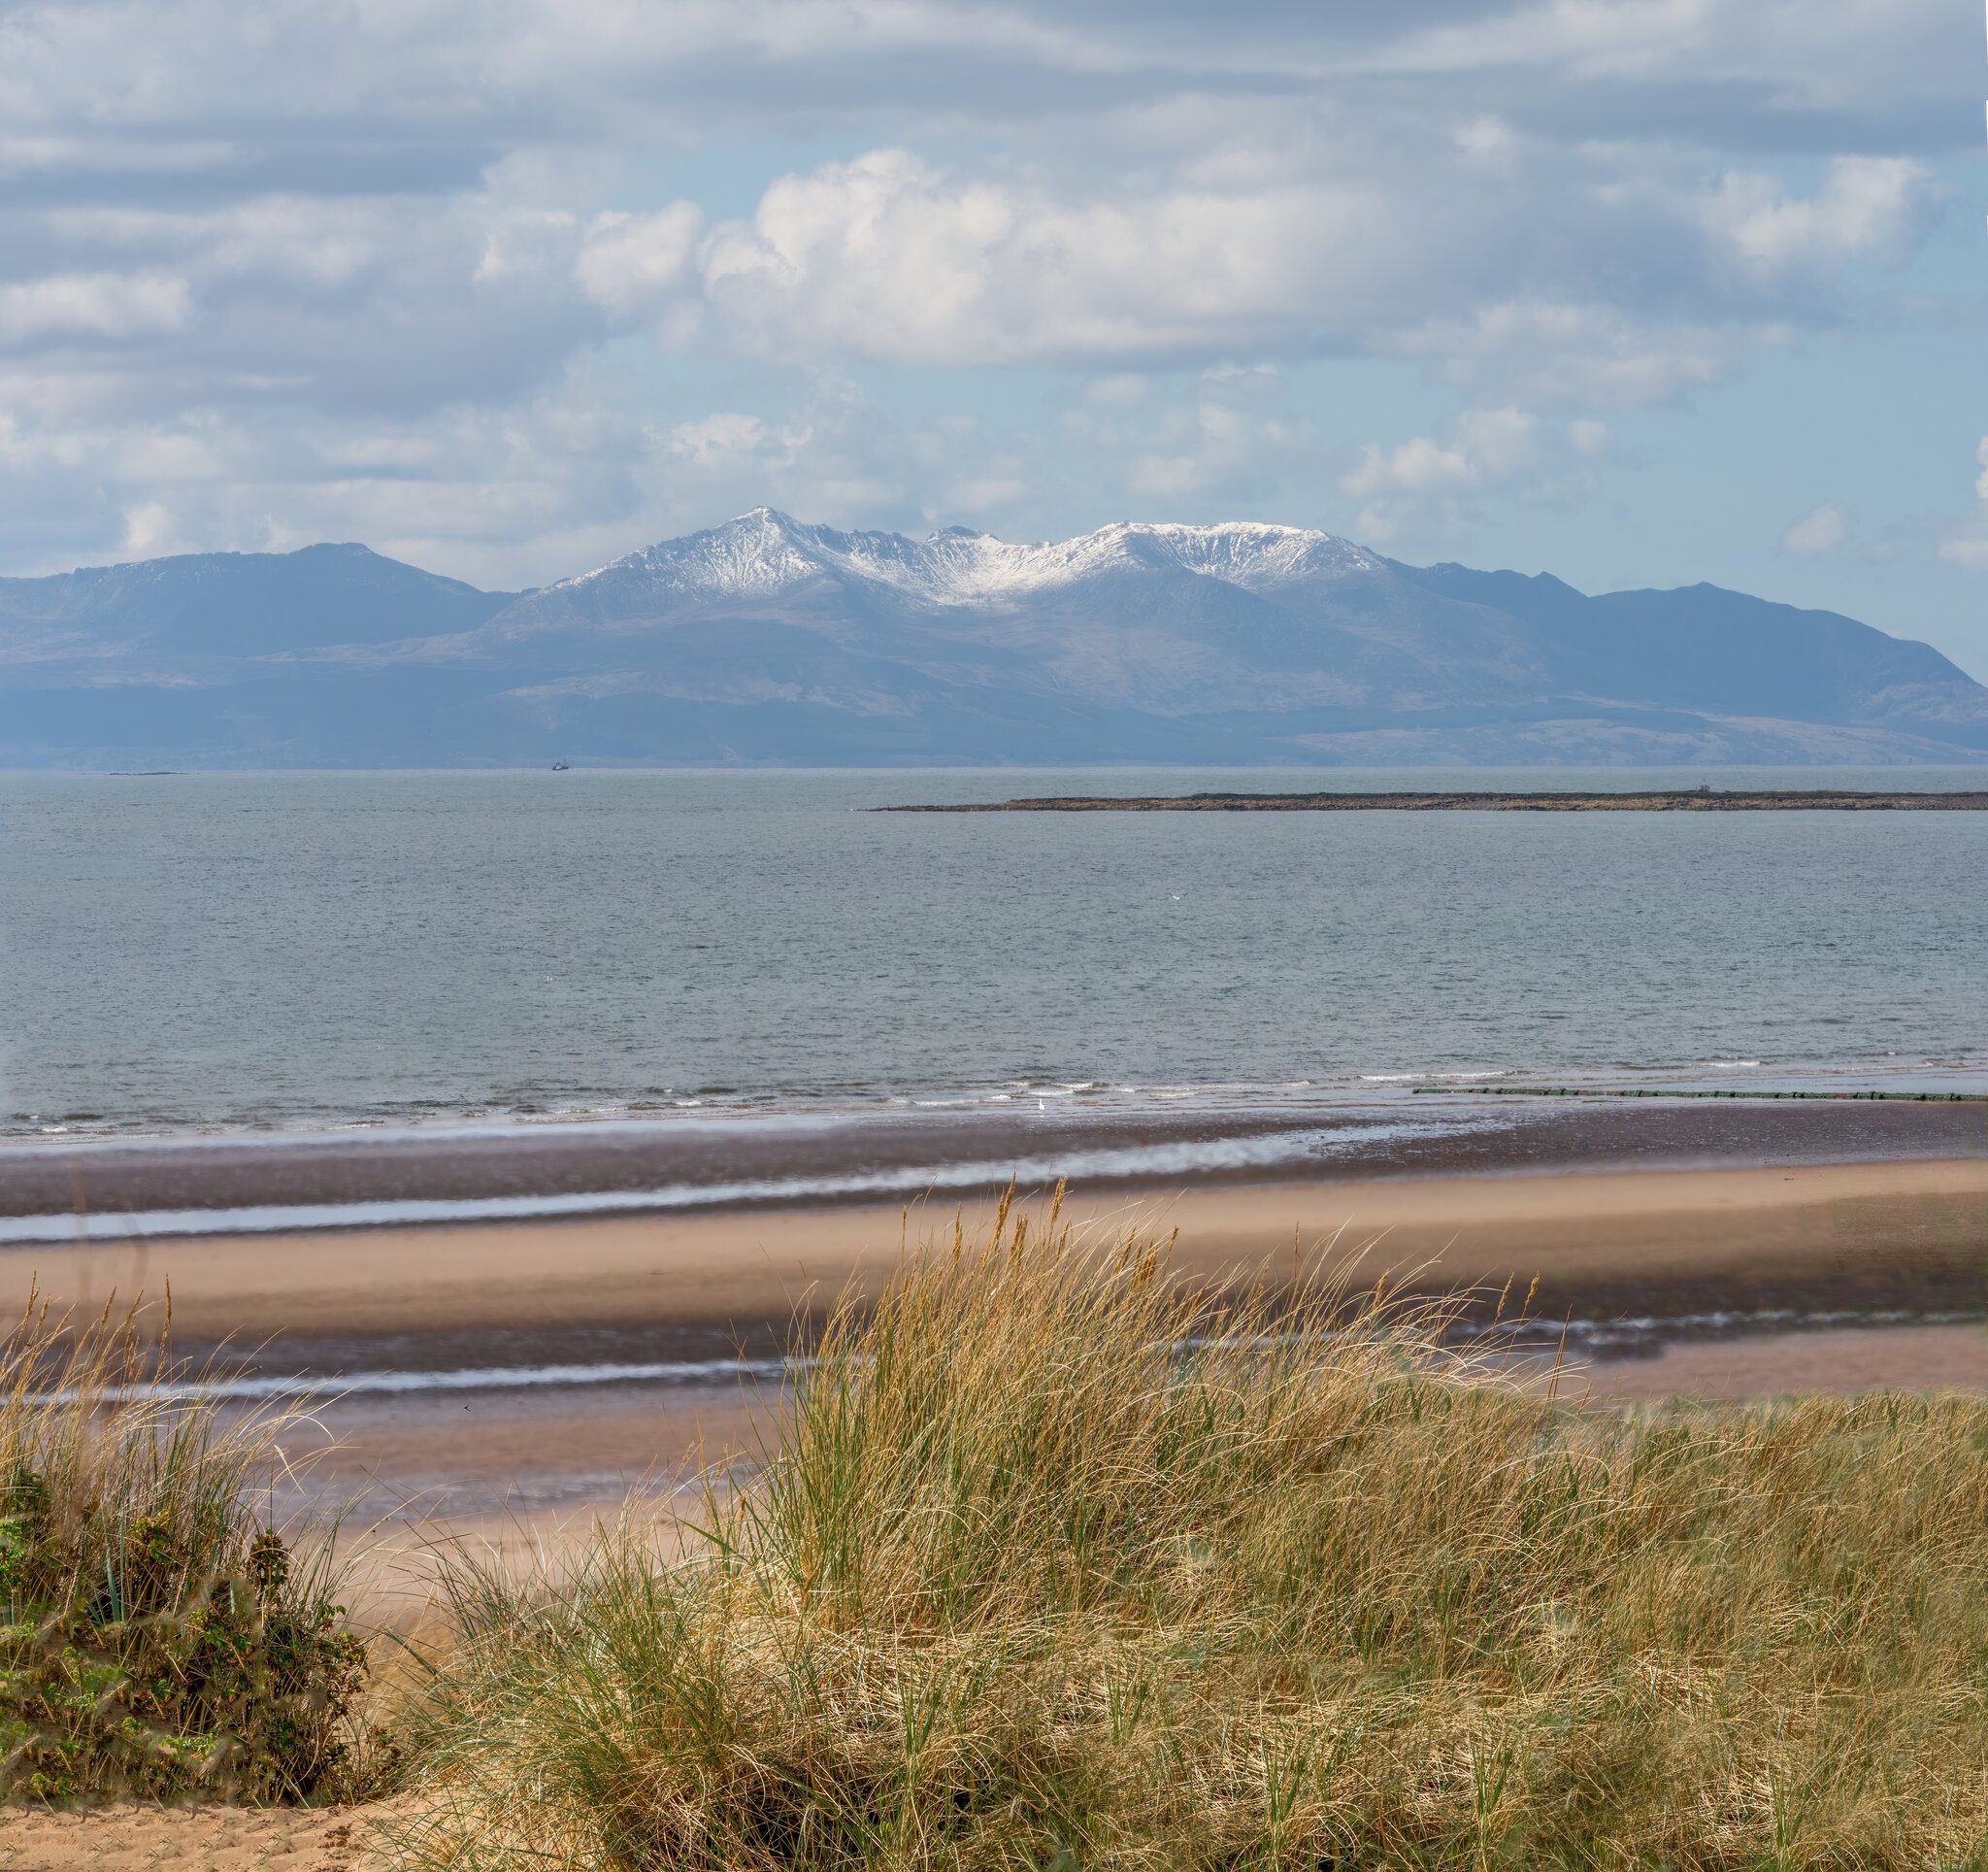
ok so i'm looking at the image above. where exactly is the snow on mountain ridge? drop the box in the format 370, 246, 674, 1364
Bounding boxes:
557, 508, 1379, 608
566, 507, 822, 599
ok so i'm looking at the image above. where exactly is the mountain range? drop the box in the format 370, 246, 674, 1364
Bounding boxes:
3, 508, 1984, 766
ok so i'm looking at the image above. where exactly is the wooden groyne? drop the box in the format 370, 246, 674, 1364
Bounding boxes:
1412, 1086, 1988, 1102
883, 789, 1988, 813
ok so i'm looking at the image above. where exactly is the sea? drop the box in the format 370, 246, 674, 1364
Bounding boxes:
3, 765, 1983, 1144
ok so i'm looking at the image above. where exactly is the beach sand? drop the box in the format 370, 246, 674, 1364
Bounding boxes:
1570, 1320, 1988, 1399
12, 1155, 1984, 1350
20, 1312, 1983, 1872
4, 1155, 1985, 1863
1, 1153, 1982, 1531
0, 1802, 405, 1871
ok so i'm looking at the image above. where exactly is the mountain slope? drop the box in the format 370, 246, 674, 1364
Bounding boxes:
1, 512, 1983, 766
1391, 560, 1975, 731
0, 544, 514, 671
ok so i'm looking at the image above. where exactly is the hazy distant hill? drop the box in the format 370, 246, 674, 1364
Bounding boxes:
3, 509, 1984, 766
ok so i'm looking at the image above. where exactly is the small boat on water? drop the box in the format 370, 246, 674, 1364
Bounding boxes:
551, 759, 570, 771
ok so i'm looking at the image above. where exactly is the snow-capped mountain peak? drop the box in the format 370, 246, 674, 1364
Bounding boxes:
14, 517, 1988, 767
556, 510, 1380, 609
565, 507, 827, 599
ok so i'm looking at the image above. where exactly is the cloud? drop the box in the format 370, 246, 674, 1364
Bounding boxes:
0, 0, 1966, 590
1388, 300, 1796, 411
1341, 408, 1609, 542
1122, 370, 1311, 506
120, 499, 179, 557
1080, 373, 1149, 410
6, 169, 613, 420
1051, 364, 1315, 514
1365, 0, 1966, 143
1703, 156, 1927, 279
687, 139, 1920, 380
644, 376, 1059, 537
1779, 502, 1848, 558
0, 270, 192, 345
576, 203, 705, 319
699, 147, 1363, 368
1937, 440, 1988, 571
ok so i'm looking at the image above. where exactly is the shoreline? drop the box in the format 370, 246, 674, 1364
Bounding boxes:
12, 1153, 1985, 1355
9, 1151, 1981, 1525
3, 1093, 1982, 1243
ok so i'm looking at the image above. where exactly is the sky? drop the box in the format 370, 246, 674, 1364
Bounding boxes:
1, 0, 1985, 674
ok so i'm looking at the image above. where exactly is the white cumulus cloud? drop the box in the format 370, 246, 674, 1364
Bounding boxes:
1342, 409, 1609, 543
1937, 440, 1988, 572
1704, 156, 1928, 279
1779, 503, 1848, 558
0, 0, 1969, 599
699, 148, 1407, 368
577, 203, 706, 318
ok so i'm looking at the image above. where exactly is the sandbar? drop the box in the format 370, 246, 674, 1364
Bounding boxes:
10, 1155, 1985, 1354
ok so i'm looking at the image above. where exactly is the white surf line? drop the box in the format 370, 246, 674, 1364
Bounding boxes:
71, 1354, 794, 1406
0, 1120, 1497, 1245
0, 1108, 892, 1156
77, 1304, 1987, 1408
1477, 1306, 1988, 1343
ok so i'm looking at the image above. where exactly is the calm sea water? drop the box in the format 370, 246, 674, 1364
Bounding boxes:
2, 767, 1984, 1138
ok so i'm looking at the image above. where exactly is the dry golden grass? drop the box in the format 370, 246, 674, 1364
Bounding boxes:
391, 1196, 1988, 1869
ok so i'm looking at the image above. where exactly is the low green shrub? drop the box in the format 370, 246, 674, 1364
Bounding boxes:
0, 1295, 366, 1801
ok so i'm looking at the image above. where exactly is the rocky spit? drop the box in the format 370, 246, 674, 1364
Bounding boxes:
885, 789, 1988, 813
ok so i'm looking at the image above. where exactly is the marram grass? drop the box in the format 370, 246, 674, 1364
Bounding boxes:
393, 1196, 1988, 1870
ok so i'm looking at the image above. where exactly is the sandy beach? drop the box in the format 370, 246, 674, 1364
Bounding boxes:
4, 1155, 1985, 1872
0, 1800, 401, 1871
2, 1150, 1982, 1526
11, 1153, 1983, 1349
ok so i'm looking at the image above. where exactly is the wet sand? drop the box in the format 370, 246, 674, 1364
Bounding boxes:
303, 1310, 1988, 1640
5, 1153, 1983, 1528
1572, 1320, 1988, 1401
12, 1154, 1983, 1353
286, 1384, 770, 1523
6, 1093, 1982, 1235
294, 1313, 1988, 1529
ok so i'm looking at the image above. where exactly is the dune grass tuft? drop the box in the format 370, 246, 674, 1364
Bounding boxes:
395, 1194, 1988, 1869
0, 1290, 367, 1802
